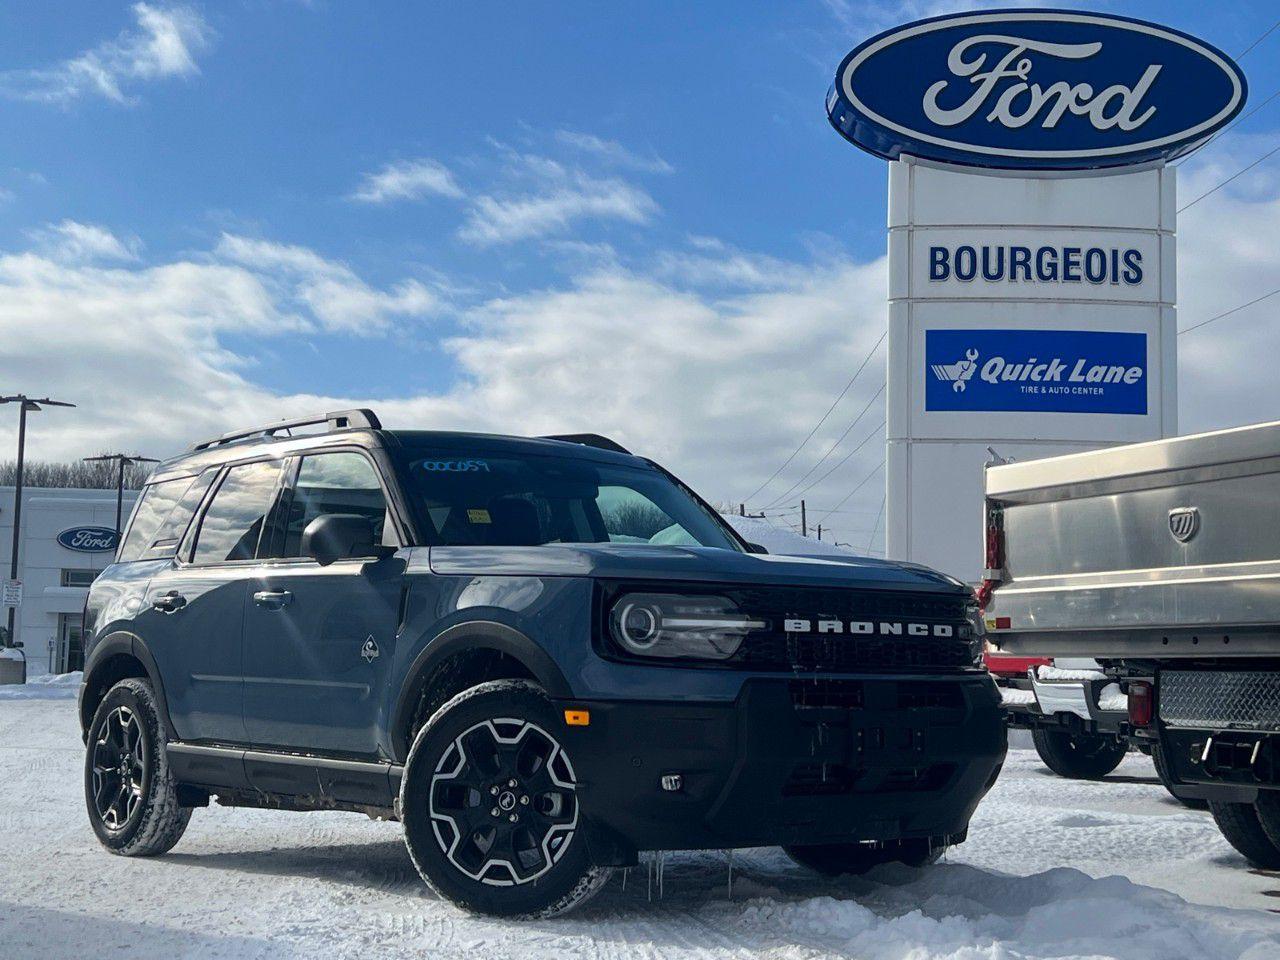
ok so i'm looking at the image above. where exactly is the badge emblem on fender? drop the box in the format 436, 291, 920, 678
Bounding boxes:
1168, 507, 1199, 543
360, 636, 380, 662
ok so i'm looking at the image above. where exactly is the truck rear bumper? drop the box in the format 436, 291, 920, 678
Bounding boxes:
558, 674, 1006, 857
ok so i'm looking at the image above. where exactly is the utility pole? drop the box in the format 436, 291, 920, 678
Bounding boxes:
83, 454, 159, 541
800, 500, 808, 538
1, 395, 75, 654
739, 503, 745, 516
817, 524, 822, 541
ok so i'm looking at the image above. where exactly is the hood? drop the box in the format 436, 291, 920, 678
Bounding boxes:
426, 543, 968, 595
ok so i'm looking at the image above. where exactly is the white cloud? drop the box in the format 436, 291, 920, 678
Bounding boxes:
30, 220, 141, 263
554, 131, 673, 174
350, 158, 465, 204
0, 3, 212, 106
459, 156, 658, 245
212, 234, 441, 334
1176, 143, 1280, 435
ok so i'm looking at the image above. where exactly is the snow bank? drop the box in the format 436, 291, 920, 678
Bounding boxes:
725, 862, 1279, 960
0, 669, 81, 699
723, 514, 863, 558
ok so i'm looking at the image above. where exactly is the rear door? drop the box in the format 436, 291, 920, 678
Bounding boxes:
141, 459, 287, 744
241, 449, 403, 758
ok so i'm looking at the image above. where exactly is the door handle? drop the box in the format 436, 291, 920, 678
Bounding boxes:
253, 590, 293, 610
152, 591, 187, 614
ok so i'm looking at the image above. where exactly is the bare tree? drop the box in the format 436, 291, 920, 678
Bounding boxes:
605, 501, 672, 540
0, 455, 152, 490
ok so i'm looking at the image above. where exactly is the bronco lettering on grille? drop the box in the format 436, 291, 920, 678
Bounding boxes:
782, 619, 954, 638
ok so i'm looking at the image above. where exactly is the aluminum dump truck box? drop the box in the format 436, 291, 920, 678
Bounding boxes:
983, 419, 1280, 659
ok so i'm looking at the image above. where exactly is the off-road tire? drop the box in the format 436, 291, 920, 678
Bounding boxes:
785, 838, 945, 876
1210, 800, 1280, 869
1031, 727, 1128, 780
84, 677, 191, 856
1151, 743, 1208, 811
400, 679, 611, 918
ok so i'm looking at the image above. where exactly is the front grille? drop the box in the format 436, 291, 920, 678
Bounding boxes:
1161, 671, 1280, 731
732, 587, 975, 674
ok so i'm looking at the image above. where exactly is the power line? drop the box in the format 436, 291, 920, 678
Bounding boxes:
759, 385, 885, 509
1179, 140, 1280, 213
789, 418, 885, 502
1178, 285, 1280, 336
814, 458, 885, 526
866, 494, 886, 553
1176, 86, 1280, 164
741, 330, 885, 504
1238, 18, 1280, 59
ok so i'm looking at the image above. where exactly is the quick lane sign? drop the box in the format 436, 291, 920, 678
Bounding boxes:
925, 329, 1147, 415
827, 10, 1246, 170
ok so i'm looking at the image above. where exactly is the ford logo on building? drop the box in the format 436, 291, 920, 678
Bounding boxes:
57, 526, 118, 553
827, 10, 1247, 170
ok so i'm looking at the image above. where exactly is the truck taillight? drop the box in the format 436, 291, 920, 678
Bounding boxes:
977, 504, 1005, 609
1128, 681, 1153, 727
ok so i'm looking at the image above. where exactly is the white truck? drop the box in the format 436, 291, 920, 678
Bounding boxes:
982, 420, 1280, 866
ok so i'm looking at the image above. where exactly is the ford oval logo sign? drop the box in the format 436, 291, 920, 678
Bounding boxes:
57, 526, 118, 554
827, 10, 1247, 170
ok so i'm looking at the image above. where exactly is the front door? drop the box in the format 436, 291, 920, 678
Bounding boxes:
142, 459, 287, 744
242, 450, 403, 758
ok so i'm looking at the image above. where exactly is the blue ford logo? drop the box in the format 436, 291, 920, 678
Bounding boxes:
57, 526, 118, 553
827, 11, 1247, 170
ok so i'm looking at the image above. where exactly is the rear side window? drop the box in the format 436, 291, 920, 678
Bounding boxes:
192, 460, 284, 564
118, 477, 197, 562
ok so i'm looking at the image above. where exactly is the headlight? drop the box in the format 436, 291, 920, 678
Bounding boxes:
609, 593, 766, 661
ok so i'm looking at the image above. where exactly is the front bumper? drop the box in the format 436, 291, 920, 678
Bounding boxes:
557, 673, 1005, 857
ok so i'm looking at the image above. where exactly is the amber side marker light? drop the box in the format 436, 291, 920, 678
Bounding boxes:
564, 709, 590, 727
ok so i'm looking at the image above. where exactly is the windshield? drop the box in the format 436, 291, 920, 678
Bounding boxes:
399, 450, 741, 551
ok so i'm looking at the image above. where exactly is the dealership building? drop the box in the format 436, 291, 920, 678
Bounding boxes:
0, 486, 137, 676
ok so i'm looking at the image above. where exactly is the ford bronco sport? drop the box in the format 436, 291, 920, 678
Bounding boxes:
80, 410, 1005, 917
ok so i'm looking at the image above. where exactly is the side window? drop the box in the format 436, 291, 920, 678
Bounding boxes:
118, 477, 196, 562
141, 468, 218, 558
275, 452, 388, 559
191, 460, 284, 564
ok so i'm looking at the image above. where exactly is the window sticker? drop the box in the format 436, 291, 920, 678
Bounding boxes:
467, 509, 492, 524
421, 459, 491, 472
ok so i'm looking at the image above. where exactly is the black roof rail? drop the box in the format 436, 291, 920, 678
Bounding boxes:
540, 433, 631, 455
190, 409, 382, 452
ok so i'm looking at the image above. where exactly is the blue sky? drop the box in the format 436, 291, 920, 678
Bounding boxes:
3, 1, 1280, 548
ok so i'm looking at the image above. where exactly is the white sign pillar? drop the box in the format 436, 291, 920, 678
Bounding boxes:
885, 156, 1178, 582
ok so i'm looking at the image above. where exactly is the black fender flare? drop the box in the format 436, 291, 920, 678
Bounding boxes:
389, 620, 572, 763
80, 631, 176, 742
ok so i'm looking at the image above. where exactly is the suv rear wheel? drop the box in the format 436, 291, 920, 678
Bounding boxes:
1031, 728, 1127, 780
785, 837, 944, 876
84, 677, 191, 856
400, 680, 611, 918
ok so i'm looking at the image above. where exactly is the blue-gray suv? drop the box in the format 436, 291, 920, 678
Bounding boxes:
79, 409, 1005, 917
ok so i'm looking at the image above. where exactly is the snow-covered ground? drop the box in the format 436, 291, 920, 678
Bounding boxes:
2, 696, 1278, 960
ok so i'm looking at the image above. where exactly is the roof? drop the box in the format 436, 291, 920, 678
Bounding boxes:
147, 422, 642, 484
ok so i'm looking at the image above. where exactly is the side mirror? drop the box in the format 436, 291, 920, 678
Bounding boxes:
301, 514, 387, 566
746, 542, 769, 555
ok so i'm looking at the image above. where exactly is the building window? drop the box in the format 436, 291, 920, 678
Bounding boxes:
61, 569, 98, 588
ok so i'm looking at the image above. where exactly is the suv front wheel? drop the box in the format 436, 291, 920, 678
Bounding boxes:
400, 680, 611, 918
84, 677, 191, 856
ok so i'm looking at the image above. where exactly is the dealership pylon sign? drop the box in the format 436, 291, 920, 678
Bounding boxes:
826, 9, 1246, 581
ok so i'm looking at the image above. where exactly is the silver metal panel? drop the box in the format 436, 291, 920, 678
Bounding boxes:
985, 418, 1280, 655
1029, 679, 1092, 720
1160, 671, 1280, 731
986, 418, 1280, 500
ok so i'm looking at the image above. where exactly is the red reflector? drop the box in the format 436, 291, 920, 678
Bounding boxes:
994, 616, 1011, 630
1128, 681, 1153, 727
